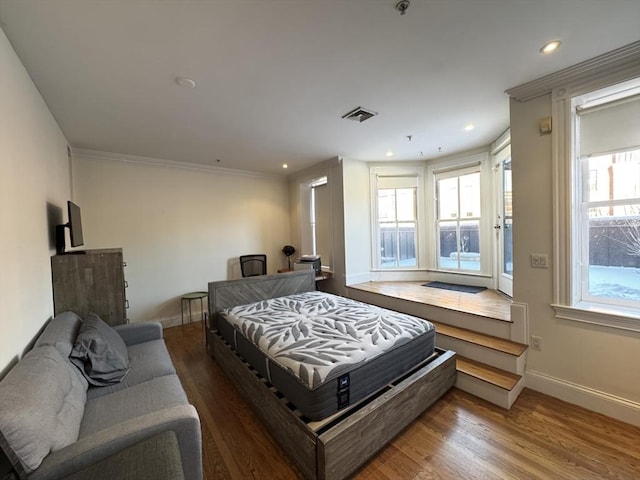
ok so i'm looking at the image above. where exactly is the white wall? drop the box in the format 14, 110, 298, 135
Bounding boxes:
342, 158, 371, 285
0, 28, 71, 372
510, 94, 640, 425
74, 153, 291, 326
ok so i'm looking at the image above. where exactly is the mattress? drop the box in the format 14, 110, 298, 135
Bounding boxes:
217, 291, 435, 420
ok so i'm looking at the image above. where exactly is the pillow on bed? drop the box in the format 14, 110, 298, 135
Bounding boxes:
70, 313, 130, 386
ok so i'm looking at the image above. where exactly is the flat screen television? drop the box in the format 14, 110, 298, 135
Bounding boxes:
56, 201, 84, 254
67, 200, 84, 247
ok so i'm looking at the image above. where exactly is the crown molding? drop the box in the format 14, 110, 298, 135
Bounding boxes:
70, 148, 286, 181
506, 41, 640, 102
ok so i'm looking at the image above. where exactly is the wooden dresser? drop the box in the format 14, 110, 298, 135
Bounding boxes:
51, 248, 128, 326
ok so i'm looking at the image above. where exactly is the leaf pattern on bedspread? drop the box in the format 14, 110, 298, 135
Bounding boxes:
221, 291, 433, 389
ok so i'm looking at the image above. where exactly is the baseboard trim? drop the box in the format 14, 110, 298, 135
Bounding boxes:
158, 316, 183, 329
345, 272, 372, 285
525, 369, 640, 426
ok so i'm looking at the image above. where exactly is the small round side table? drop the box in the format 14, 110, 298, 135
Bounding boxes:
181, 291, 208, 325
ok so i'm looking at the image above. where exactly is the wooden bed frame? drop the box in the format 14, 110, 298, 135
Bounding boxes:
207, 270, 456, 480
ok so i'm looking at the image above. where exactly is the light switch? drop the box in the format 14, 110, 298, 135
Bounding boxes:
530, 254, 549, 268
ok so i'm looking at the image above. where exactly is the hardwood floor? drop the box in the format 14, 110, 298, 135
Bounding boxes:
164, 322, 640, 480
348, 281, 512, 322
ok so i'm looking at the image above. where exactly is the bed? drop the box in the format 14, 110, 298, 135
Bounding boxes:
207, 270, 456, 480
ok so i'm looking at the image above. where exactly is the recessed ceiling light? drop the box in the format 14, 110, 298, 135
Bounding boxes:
175, 76, 196, 88
386, 151, 394, 157
540, 40, 561, 54
464, 124, 475, 131
282, 163, 288, 169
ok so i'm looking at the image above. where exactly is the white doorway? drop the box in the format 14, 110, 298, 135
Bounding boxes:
495, 146, 513, 297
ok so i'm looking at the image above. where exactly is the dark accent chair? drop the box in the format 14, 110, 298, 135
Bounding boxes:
240, 254, 267, 277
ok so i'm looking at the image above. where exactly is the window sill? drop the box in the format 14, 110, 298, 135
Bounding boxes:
552, 303, 640, 332
427, 269, 492, 278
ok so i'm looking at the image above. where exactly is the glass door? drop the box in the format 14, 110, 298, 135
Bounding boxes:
495, 149, 513, 296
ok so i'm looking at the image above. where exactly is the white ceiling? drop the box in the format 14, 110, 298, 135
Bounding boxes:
1, 0, 639, 175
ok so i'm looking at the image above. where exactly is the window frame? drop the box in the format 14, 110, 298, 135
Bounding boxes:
552, 76, 640, 331
434, 165, 483, 273
370, 166, 425, 271
309, 176, 328, 257
575, 150, 640, 310
426, 152, 492, 277
299, 175, 331, 271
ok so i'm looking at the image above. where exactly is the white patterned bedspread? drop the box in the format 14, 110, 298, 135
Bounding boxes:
220, 291, 433, 390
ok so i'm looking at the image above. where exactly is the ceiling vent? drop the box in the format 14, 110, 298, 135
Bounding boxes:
342, 106, 378, 123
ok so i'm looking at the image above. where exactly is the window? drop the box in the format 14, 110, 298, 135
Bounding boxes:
573, 88, 640, 310
553, 76, 640, 328
299, 175, 331, 270
310, 176, 328, 257
378, 186, 417, 268
371, 168, 424, 269
435, 167, 482, 272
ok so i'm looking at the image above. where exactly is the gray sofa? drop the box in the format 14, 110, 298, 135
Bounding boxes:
0, 312, 202, 480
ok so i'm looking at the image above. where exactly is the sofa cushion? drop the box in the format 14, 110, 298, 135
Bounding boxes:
0, 346, 86, 475
86, 340, 177, 400
34, 311, 82, 357
65, 431, 184, 480
79, 375, 188, 438
70, 313, 131, 386
113, 322, 163, 346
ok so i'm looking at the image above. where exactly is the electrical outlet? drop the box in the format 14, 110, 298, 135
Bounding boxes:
530, 254, 549, 268
530, 336, 542, 351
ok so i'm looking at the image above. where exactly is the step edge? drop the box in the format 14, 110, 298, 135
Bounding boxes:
421, 301, 512, 324
456, 356, 522, 391
432, 321, 527, 356
437, 339, 524, 375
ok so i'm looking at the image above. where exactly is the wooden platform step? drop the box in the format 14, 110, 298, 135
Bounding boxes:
456, 356, 521, 392
346, 283, 513, 339
431, 321, 527, 357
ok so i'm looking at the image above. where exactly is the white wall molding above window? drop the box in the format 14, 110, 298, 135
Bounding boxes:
491, 129, 511, 156
507, 41, 640, 102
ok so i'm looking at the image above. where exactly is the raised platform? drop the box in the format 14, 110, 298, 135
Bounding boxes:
347, 281, 511, 322
346, 281, 527, 409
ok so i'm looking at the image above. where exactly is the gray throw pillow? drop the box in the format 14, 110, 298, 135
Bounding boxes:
70, 313, 131, 386
34, 311, 82, 357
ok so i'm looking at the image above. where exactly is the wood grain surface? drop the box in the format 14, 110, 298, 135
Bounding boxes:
432, 321, 527, 356
165, 322, 640, 480
348, 281, 512, 322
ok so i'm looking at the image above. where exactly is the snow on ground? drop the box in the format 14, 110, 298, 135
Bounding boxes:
589, 265, 640, 301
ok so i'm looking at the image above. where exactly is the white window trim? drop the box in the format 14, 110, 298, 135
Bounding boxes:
426, 152, 492, 276
370, 166, 425, 271
434, 166, 483, 273
298, 173, 331, 270
551, 76, 640, 332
